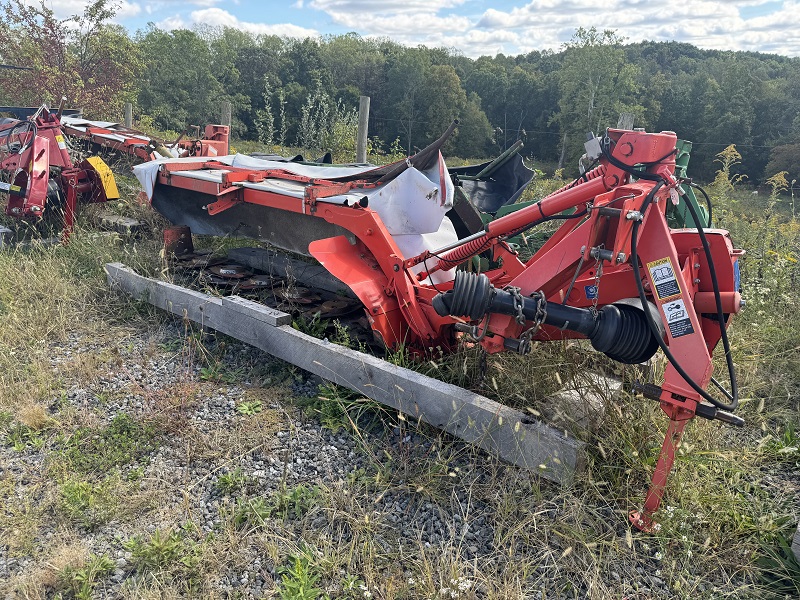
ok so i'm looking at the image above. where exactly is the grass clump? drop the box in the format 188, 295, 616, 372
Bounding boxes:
234, 484, 322, 529
297, 381, 390, 435
122, 527, 205, 591
58, 412, 158, 475
214, 467, 252, 495
57, 553, 115, 600
59, 475, 124, 530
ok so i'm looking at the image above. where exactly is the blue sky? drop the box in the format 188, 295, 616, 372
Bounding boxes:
39, 0, 800, 57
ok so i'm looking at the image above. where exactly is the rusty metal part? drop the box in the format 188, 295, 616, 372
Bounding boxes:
174, 254, 226, 269
208, 263, 253, 279
273, 286, 321, 305
200, 272, 240, 287
303, 298, 362, 319
237, 275, 283, 291
164, 225, 193, 256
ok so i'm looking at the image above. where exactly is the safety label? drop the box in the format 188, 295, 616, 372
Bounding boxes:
55, 134, 67, 150
662, 298, 694, 338
584, 284, 598, 300
0, 182, 21, 194
646, 257, 681, 300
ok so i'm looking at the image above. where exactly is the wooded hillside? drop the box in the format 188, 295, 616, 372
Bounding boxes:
2, 0, 799, 182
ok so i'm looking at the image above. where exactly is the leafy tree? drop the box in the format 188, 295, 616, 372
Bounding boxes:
255, 77, 275, 145
453, 92, 493, 157
136, 27, 227, 132
384, 48, 432, 153
552, 28, 643, 170
466, 61, 509, 139
0, 0, 141, 117
321, 33, 386, 98
422, 64, 467, 150
765, 143, 800, 182
297, 82, 332, 150
232, 35, 288, 138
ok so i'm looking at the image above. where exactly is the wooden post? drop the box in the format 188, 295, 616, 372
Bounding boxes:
124, 102, 132, 129
617, 112, 635, 130
221, 101, 232, 155
356, 95, 370, 163
557, 132, 567, 170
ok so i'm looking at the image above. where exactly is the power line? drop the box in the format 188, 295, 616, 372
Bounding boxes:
368, 115, 563, 136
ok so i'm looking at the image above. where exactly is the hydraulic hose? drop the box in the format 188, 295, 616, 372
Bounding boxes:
686, 181, 714, 228
630, 182, 739, 411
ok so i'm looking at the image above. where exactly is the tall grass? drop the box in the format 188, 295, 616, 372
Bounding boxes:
0, 146, 798, 599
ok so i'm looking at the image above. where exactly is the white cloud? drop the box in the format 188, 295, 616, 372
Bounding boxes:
325, 11, 471, 35
466, 0, 800, 57
22, 0, 140, 18
309, 0, 467, 14
28, 0, 800, 58
144, 0, 225, 8
299, 0, 800, 57
116, 2, 142, 19
186, 8, 319, 38
155, 13, 187, 30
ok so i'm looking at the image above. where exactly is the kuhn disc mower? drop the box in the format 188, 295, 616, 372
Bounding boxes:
133, 122, 742, 531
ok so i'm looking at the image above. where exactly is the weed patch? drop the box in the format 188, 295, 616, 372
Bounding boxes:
234, 484, 322, 529
123, 527, 205, 589
58, 412, 158, 475
276, 546, 325, 600
58, 475, 124, 530
215, 467, 252, 495
57, 553, 115, 600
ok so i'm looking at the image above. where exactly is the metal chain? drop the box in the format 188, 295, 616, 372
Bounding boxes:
507, 286, 527, 325
518, 290, 547, 355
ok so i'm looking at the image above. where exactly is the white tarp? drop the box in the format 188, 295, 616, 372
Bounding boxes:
61, 116, 124, 130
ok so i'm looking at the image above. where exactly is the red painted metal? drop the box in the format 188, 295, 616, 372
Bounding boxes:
149, 127, 743, 530
629, 413, 690, 532
163, 226, 194, 256
0, 105, 111, 239
61, 121, 230, 161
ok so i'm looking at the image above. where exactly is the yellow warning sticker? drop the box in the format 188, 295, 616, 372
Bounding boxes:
55, 134, 67, 149
646, 257, 682, 301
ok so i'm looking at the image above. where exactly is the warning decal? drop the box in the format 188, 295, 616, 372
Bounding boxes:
55, 134, 67, 150
647, 257, 682, 300
662, 298, 695, 338
0, 182, 21, 194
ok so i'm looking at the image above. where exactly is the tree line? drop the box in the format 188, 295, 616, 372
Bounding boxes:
2, 0, 799, 182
